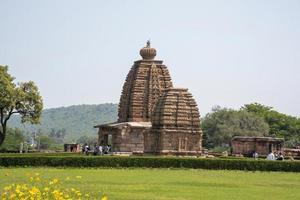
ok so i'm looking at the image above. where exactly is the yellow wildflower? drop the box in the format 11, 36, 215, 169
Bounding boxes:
21, 184, 28, 190
49, 178, 59, 185
101, 194, 108, 200
15, 188, 21, 194
53, 178, 59, 184
18, 191, 25, 197
9, 193, 16, 199
4, 186, 12, 191
29, 186, 40, 195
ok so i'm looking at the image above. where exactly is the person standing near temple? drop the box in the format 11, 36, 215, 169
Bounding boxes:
99, 145, 103, 156
267, 151, 275, 160
253, 151, 259, 160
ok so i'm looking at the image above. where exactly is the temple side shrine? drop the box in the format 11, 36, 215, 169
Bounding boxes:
95, 41, 202, 155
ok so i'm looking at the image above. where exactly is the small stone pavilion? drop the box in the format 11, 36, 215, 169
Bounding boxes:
95, 41, 202, 155
231, 136, 284, 156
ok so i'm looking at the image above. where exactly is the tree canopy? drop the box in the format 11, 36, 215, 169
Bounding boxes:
242, 103, 300, 148
202, 106, 269, 148
202, 103, 300, 149
0, 65, 43, 146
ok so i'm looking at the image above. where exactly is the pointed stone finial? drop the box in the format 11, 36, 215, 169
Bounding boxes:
146, 40, 151, 48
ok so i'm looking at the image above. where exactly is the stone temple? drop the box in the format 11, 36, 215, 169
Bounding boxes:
95, 41, 202, 155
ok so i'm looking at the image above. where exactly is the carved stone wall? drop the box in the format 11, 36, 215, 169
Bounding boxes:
97, 122, 151, 153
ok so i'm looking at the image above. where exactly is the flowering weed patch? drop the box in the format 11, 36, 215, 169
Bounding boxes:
1, 173, 108, 200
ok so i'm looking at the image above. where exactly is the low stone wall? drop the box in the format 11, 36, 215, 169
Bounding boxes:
284, 148, 300, 157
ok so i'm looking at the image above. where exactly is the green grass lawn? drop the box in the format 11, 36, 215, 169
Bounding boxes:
1, 168, 300, 200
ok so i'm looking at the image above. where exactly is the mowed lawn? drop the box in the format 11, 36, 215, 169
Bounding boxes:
1, 168, 300, 200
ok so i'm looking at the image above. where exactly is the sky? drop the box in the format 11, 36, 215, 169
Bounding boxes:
0, 0, 299, 117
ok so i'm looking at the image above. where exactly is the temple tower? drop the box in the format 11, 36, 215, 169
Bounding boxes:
151, 88, 202, 154
118, 41, 173, 122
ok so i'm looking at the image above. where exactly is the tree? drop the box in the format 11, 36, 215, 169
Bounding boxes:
0, 128, 25, 151
202, 106, 269, 148
242, 103, 300, 147
0, 66, 43, 146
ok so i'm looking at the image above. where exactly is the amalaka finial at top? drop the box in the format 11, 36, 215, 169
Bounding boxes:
140, 40, 156, 60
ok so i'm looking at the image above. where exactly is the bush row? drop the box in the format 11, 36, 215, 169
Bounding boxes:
0, 156, 300, 172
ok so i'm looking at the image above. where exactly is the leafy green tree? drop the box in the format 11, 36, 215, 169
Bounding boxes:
0, 128, 25, 151
202, 106, 269, 148
0, 66, 43, 146
242, 103, 300, 147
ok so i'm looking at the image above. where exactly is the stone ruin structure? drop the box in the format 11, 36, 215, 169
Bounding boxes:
231, 136, 284, 156
95, 41, 202, 155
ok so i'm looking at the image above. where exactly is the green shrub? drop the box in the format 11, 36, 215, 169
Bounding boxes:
0, 156, 300, 172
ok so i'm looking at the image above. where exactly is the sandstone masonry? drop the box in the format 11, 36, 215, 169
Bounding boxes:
95, 41, 202, 155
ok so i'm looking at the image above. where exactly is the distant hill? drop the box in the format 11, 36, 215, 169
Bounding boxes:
8, 104, 118, 142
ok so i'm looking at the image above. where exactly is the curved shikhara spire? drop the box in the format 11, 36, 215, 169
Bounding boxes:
118, 44, 173, 122
151, 88, 201, 131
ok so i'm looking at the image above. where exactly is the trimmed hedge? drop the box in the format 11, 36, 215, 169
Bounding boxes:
0, 156, 300, 172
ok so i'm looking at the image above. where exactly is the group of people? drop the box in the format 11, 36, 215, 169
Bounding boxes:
266, 151, 284, 161
252, 151, 284, 160
253, 151, 284, 160
82, 143, 111, 156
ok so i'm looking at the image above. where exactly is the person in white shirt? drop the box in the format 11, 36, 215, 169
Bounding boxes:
267, 152, 275, 160
99, 145, 103, 156
253, 151, 259, 160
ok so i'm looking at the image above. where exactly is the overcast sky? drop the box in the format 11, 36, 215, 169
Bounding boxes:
0, 0, 299, 117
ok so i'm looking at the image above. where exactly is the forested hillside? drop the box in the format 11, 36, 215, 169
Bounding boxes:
8, 104, 118, 142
